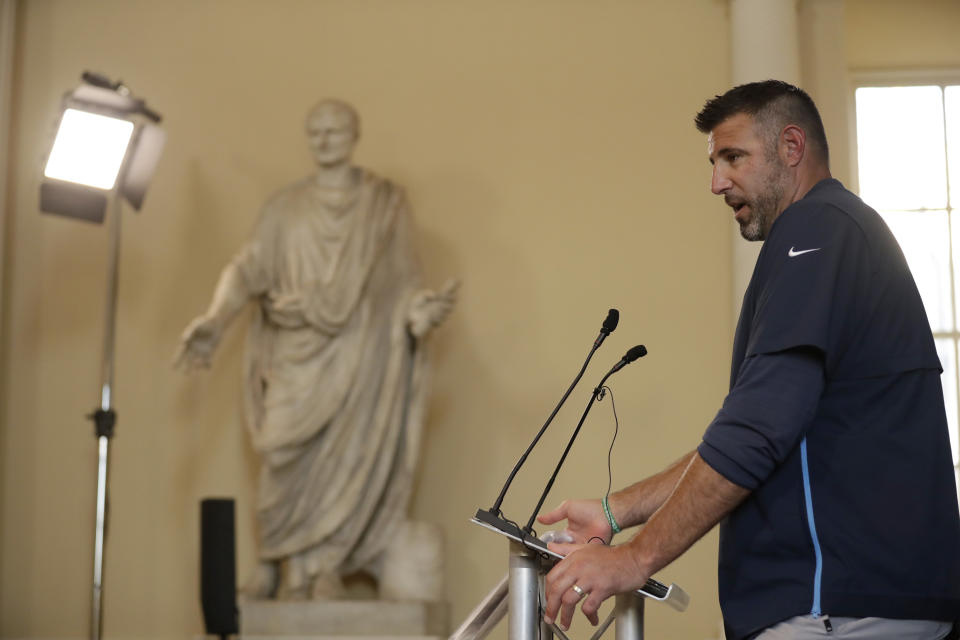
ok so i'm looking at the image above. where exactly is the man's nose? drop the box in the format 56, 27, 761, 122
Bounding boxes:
711, 165, 732, 195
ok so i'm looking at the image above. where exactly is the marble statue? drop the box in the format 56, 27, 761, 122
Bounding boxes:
175, 99, 456, 601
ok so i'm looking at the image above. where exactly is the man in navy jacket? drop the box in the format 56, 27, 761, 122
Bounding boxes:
540, 81, 960, 639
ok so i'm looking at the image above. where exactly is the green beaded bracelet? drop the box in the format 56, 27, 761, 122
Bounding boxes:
602, 495, 622, 535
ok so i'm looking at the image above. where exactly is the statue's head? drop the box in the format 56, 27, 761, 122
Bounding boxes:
305, 99, 360, 169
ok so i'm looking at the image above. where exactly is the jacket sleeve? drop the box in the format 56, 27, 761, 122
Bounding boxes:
698, 347, 825, 490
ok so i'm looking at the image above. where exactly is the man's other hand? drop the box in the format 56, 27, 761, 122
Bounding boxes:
537, 498, 612, 545
542, 541, 649, 630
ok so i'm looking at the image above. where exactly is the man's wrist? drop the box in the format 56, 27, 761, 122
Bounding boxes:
602, 495, 622, 534
623, 534, 657, 584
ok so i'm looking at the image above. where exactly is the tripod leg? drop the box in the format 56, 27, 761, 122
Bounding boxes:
448, 573, 508, 640
588, 611, 617, 640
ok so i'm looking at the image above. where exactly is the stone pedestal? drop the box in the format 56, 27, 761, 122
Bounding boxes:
240, 599, 449, 640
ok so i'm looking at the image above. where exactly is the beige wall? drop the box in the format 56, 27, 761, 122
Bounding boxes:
0, 2, 731, 637
846, 0, 960, 70
2, 1, 955, 639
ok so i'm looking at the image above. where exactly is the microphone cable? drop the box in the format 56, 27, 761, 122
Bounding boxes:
597, 384, 620, 510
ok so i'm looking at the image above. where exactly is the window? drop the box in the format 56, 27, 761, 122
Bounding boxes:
854, 79, 960, 496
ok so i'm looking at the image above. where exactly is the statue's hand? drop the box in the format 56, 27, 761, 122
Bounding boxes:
408, 278, 459, 339
173, 314, 222, 371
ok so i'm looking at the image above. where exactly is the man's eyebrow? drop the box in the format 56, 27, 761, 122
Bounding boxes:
709, 146, 749, 164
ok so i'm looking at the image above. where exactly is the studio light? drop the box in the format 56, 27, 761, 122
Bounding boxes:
44, 108, 134, 189
39, 71, 165, 640
40, 71, 165, 223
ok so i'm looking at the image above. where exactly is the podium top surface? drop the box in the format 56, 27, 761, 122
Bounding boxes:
471, 511, 689, 613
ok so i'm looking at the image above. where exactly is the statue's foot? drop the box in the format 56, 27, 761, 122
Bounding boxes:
240, 561, 278, 600
310, 572, 346, 600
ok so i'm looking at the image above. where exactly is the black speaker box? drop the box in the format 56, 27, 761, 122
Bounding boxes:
200, 498, 238, 637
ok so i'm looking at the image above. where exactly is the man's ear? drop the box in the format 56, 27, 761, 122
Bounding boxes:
780, 124, 806, 167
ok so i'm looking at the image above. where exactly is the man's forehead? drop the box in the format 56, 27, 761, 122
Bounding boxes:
707, 113, 758, 156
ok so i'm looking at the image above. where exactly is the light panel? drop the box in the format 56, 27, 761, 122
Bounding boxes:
44, 108, 134, 190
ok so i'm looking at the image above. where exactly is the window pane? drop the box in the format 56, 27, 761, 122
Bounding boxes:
955, 208, 960, 336
881, 209, 953, 332
946, 86, 960, 207
856, 86, 947, 210
935, 338, 959, 467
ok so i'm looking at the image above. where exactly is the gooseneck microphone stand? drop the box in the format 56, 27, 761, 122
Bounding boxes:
484, 310, 619, 518
523, 345, 647, 533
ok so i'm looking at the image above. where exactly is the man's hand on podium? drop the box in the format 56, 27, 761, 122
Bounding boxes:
537, 498, 612, 546
541, 540, 650, 631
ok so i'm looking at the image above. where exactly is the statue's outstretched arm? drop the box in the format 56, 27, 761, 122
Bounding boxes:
173, 262, 253, 371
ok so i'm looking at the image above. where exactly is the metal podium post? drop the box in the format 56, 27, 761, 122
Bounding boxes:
508, 542, 541, 640
502, 542, 655, 640
614, 593, 644, 640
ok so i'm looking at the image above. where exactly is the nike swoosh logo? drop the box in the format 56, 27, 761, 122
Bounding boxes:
788, 246, 821, 257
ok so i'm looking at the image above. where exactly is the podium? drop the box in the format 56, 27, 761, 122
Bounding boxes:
451, 522, 688, 640
452, 317, 682, 638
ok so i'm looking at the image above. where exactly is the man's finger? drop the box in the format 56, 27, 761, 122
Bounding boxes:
543, 562, 574, 624
559, 588, 581, 630
537, 501, 568, 525
547, 541, 583, 556
547, 582, 582, 628
581, 593, 602, 626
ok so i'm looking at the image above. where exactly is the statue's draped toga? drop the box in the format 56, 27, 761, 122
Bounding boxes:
234, 169, 429, 577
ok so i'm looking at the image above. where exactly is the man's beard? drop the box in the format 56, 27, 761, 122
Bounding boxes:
739, 162, 786, 241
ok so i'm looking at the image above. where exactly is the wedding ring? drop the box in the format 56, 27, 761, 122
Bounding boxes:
571, 584, 586, 598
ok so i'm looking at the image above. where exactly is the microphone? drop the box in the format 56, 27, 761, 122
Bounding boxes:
522, 344, 647, 533
595, 309, 619, 348
480, 309, 619, 518
609, 344, 647, 374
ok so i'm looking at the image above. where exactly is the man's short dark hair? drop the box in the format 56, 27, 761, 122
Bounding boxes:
694, 80, 829, 165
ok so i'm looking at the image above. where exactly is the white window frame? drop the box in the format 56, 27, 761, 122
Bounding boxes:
850, 69, 960, 493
